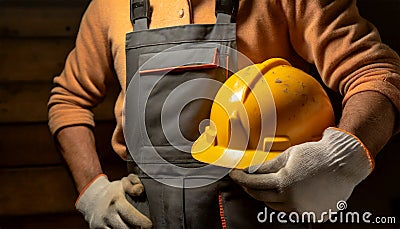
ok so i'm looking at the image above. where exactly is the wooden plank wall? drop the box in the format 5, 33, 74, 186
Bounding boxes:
0, 0, 400, 228
0, 0, 125, 227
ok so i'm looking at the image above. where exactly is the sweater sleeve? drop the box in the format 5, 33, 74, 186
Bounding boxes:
48, 0, 116, 135
281, 0, 400, 130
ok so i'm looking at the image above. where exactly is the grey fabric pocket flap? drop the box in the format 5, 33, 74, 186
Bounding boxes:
139, 47, 219, 75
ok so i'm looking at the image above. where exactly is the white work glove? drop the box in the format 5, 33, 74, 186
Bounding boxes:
75, 174, 152, 229
230, 127, 374, 221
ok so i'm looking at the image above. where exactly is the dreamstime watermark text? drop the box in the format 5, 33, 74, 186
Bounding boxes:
257, 201, 397, 224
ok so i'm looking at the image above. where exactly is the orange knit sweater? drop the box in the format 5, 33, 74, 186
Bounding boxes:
48, 0, 400, 159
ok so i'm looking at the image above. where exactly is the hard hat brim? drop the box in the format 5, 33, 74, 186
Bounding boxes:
191, 131, 281, 169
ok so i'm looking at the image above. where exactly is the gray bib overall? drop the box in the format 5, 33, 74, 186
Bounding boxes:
124, 0, 303, 228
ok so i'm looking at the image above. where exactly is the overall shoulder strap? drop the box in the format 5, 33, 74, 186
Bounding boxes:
130, 0, 150, 31
216, 0, 239, 23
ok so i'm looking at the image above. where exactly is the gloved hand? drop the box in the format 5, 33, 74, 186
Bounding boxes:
75, 174, 152, 229
230, 127, 374, 220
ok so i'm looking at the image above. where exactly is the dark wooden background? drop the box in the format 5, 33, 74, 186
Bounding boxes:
0, 0, 399, 228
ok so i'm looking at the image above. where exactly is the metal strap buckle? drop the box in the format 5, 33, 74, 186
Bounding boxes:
130, 0, 150, 24
215, 0, 239, 21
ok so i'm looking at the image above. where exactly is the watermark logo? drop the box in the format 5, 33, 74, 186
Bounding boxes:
336, 200, 347, 211
257, 201, 397, 224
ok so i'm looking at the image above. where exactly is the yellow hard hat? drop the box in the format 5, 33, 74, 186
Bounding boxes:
191, 58, 335, 169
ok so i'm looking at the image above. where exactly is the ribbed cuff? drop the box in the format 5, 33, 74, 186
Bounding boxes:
328, 127, 375, 172
75, 174, 108, 207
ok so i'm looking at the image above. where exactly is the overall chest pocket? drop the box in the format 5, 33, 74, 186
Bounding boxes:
136, 44, 230, 148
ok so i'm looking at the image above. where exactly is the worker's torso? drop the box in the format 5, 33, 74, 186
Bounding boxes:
104, 0, 313, 158
122, 1, 307, 228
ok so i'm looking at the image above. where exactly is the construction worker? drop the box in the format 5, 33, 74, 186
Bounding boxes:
48, 0, 400, 228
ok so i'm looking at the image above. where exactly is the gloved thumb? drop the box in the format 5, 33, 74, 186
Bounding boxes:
122, 174, 144, 196
118, 198, 153, 229
246, 149, 289, 174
